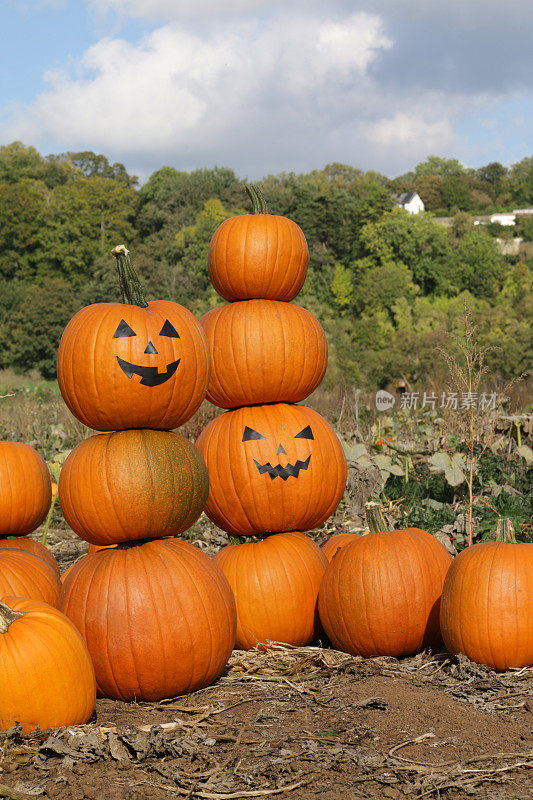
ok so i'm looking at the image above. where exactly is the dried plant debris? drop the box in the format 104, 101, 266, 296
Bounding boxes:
1, 645, 531, 800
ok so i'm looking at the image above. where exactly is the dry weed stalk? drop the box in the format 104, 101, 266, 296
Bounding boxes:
436, 301, 527, 546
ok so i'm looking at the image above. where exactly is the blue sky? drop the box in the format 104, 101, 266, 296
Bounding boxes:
1, 0, 532, 181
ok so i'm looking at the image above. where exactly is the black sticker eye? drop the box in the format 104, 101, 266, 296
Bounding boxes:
295, 425, 314, 440
242, 426, 266, 441
113, 319, 136, 338
159, 319, 180, 338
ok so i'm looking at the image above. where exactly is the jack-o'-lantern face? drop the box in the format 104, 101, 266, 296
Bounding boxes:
242, 424, 314, 481
113, 316, 181, 386
57, 300, 210, 432
196, 403, 347, 537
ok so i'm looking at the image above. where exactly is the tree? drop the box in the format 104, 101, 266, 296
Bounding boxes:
357, 209, 457, 295
5, 278, 80, 378
36, 177, 137, 283
508, 157, 533, 206
453, 229, 504, 298
331, 262, 355, 310
0, 180, 49, 281
415, 156, 465, 177
64, 151, 138, 187
440, 175, 472, 212
476, 162, 507, 200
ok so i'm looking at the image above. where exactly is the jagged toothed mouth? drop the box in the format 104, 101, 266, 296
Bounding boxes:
116, 356, 180, 386
253, 454, 311, 481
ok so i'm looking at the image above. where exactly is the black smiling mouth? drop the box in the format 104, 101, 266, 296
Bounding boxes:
116, 356, 180, 386
253, 454, 311, 481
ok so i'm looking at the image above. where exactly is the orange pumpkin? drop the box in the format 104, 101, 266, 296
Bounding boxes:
59, 538, 236, 701
0, 442, 51, 537
440, 519, 533, 671
320, 532, 360, 563
0, 548, 61, 606
57, 246, 210, 431
201, 300, 327, 408
318, 503, 453, 658
208, 185, 309, 302
196, 403, 347, 537
59, 429, 209, 546
0, 597, 96, 733
214, 532, 328, 649
0, 537, 59, 576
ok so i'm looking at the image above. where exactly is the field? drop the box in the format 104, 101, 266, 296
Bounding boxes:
0, 369, 532, 800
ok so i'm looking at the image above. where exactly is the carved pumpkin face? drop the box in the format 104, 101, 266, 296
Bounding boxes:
57, 300, 210, 431
196, 403, 347, 537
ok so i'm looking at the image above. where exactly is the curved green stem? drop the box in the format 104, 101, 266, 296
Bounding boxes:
495, 518, 517, 543
365, 501, 391, 534
245, 184, 269, 214
111, 244, 149, 308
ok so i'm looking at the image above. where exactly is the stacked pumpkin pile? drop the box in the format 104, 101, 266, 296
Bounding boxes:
55, 246, 236, 701
0, 442, 97, 733
196, 186, 347, 649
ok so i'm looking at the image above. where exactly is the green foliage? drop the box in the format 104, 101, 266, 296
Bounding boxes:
3, 278, 81, 379
0, 142, 530, 389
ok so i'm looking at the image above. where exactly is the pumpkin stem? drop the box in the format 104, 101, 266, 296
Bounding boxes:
245, 184, 269, 214
111, 245, 149, 308
0, 600, 24, 634
365, 501, 391, 534
494, 518, 517, 543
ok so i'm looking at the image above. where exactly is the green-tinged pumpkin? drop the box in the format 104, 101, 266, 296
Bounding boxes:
440, 519, 533, 671
196, 403, 347, 537
0, 442, 51, 537
58, 429, 209, 546
208, 185, 309, 302
214, 532, 328, 649
200, 300, 327, 408
57, 246, 210, 431
59, 538, 236, 701
318, 503, 453, 658
0, 597, 96, 733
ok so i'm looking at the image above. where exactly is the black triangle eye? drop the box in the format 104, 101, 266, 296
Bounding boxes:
159, 319, 180, 338
113, 319, 136, 338
295, 425, 314, 440
242, 426, 266, 441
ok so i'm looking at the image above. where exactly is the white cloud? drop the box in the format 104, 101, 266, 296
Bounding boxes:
1, 12, 394, 175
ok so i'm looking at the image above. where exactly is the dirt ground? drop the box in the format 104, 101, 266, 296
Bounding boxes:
2, 523, 532, 800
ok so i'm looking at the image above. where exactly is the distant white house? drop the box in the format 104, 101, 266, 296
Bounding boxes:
490, 213, 516, 226
395, 192, 424, 214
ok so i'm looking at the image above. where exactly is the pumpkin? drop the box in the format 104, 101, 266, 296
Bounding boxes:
0, 537, 59, 576
59, 538, 236, 701
214, 532, 328, 649
57, 246, 210, 431
318, 503, 453, 658
208, 185, 309, 302
200, 300, 327, 408
0, 442, 51, 537
0, 548, 61, 606
58, 429, 209, 546
196, 403, 347, 537
320, 532, 360, 563
440, 519, 533, 670
0, 597, 96, 733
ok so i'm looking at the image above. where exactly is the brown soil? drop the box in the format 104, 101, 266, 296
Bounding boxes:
2, 525, 531, 800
